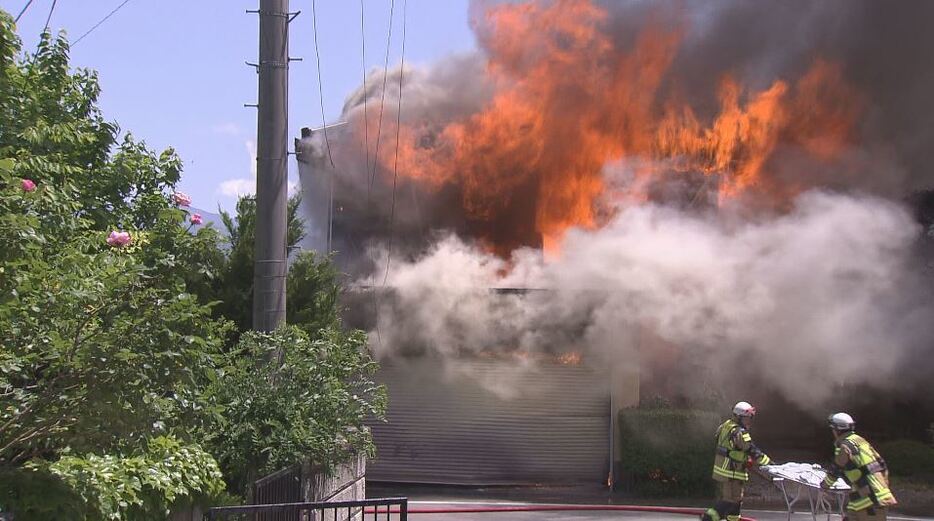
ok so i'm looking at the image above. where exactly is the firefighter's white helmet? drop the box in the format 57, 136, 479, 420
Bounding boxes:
828, 412, 856, 431
733, 401, 757, 417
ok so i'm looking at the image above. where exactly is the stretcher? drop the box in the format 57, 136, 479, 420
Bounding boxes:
759, 463, 849, 521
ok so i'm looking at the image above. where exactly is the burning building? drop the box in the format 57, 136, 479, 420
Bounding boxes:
296, 0, 934, 485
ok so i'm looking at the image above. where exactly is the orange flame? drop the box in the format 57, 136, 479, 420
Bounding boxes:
556, 351, 583, 366
361, 0, 862, 254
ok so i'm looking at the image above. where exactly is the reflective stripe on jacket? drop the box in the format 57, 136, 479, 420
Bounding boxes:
712, 419, 771, 482
823, 432, 897, 511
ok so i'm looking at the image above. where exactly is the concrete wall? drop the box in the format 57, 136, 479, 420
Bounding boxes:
303, 453, 367, 521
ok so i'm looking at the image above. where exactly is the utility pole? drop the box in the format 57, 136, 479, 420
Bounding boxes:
252, 0, 290, 331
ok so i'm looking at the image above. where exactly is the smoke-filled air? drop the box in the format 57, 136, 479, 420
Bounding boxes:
306, 0, 934, 412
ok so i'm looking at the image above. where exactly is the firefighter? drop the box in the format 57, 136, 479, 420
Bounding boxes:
822, 412, 897, 521
702, 401, 771, 521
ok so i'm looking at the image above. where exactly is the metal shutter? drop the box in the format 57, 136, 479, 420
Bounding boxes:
367, 358, 610, 485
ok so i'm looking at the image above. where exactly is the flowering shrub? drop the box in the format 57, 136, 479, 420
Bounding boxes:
172, 191, 192, 206
0, 14, 228, 519
0, 11, 381, 516
106, 230, 132, 247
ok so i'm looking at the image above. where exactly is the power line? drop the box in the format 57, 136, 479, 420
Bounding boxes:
383, 0, 407, 286
13, 0, 35, 23
73, 0, 135, 46
367, 0, 395, 202
361, 1, 386, 350
312, 0, 338, 256
311, 0, 334, 169
360, 0, 370, 191
43, 0, 57, 32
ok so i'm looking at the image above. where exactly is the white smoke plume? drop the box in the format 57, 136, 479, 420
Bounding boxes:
361, 191, 932, 411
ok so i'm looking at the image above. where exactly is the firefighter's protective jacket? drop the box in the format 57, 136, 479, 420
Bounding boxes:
712, 419, 771, 482
823, 432, 897, 511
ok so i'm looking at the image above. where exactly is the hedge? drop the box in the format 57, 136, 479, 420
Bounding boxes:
619, 408, 722, 497
878, 439, 934, 483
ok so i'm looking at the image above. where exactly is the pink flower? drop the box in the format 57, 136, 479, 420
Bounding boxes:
172, 191, 192, 207
190, 213, 203, 225
106, 231, 132, 247
21, 179, 36, 192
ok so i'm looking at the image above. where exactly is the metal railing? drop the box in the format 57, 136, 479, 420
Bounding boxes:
206, 497, 408, 521
252, 464, 303, 505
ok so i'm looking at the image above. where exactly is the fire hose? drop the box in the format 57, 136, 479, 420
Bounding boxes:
363, 503, 756, 521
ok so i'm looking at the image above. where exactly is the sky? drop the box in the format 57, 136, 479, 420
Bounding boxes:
2, 0, 476, 213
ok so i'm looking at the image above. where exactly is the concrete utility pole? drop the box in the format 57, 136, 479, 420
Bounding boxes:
253, 0, 290, 331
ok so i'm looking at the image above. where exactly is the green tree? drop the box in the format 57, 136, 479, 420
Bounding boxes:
216, 193, 343, 338
204, 326, 385, 497
1, 15, 225, 519
3, 436, 224, 521
215, 194, 304, 331
287, 250, 342, 338
207, 197, 385, 497
2, 11, 385, 515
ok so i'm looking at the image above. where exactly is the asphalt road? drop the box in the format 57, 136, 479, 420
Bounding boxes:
402, 501, 933, 521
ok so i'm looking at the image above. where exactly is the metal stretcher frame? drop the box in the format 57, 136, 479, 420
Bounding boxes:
768, 474, 848, 521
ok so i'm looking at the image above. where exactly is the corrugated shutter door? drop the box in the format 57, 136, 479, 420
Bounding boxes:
367, 359, 610, 485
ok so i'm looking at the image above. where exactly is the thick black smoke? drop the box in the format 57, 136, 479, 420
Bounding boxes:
301, 1, 934, 417
593, 0, 934, 196
328, 0, 934, 248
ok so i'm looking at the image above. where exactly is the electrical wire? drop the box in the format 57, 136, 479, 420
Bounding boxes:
73, 0, 134, 46
382, 0, 406, 287
360, 0, 371, 193
357, 1, 385, 350
366, 0, 395, 202
13, 0, 35, 23
43, 0, 57, 32
312, 0, 337, 254
311, 0, 335, 169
